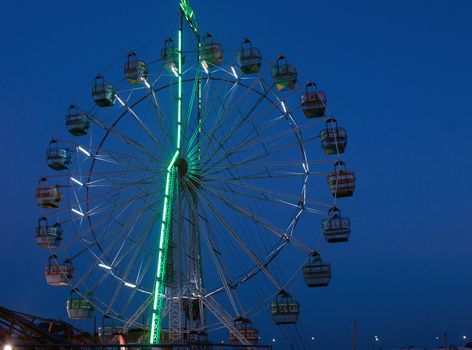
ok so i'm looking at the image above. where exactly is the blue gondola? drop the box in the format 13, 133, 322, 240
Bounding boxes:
322, 207, 351, 243
66, 105, 90, 136
92, 75, 116, 107
320, 117, 347, 155
46, 139, 72, 171
271, 290, 300, 325
303, 252, 332, 287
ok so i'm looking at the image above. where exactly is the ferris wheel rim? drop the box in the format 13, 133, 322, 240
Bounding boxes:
80, 70, 312, 296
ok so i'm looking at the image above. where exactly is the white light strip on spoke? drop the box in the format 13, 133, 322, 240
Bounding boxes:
98, 263, 112, 270
78, 146, 90, 157
141, 78, 151, 89
124, 282, 137, 288
201, 60, 209, 74
70, 177, 83, 186
281, 101, 288, 113
71, 208, 85, 217
171, 65, 179, 78
116, 95, 126, 107
231, 66, 238, 79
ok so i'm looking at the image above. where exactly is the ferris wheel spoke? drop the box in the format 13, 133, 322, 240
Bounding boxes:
197, 115, 286, 172
105, 213, 160, 315
200, 180, 327, 216
81, 189, 158, 221
86, 113, 161, 161
195, 94, 277, 164
44, 169, 161, 187
199, 114, 294, 171
68, 186, 154, 221
67, 194, 157, 264
189, 204, 269, 298
193, 188, 283, 291
200, 173, 330, 210
207, 76, 276, 136
111, 210, 159, 273
115, 93, 167, 152
200, 181, 313, 254
57, 185, 162, 256
196, 118, 322, 168
148, 86, 176, 148
201, 132, 322, 178
58, 137, 159, 166
78, 168, 164, 180
203, 159, 331, 173
119, 251, 158, 319
71, 205, 157, 316
197, 89, 311, 174
188, 74, 257, 151
190, 77, 276, 163
183, 70, 204, 147
183, 186, 242, 317
57, 196, 150, 256
185, 75, 232, 155
84, 171, 160, 196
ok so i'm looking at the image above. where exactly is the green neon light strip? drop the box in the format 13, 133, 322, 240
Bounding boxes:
180, 0, 199, 36
177, 28, 182, 151
149, 24, 183, 344
149, 166, 176, 343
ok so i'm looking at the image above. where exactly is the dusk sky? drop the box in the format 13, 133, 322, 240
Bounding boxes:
1, 0, 471, 349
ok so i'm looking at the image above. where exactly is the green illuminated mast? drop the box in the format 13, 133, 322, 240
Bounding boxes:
149, 0, 200, 344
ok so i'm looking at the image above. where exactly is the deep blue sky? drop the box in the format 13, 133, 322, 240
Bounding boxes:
1, 0, 471, 349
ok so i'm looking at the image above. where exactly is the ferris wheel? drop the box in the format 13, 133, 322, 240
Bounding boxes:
34, 1, 355, 347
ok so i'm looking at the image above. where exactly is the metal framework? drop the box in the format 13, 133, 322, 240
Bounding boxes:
0, 306, 96, 345
149, 1, 197, 343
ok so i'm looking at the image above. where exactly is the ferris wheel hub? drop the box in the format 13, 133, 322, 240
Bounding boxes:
176, 157, 189, 177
